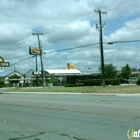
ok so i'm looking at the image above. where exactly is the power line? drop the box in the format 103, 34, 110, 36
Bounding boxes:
107, 0, 140, 12
107, 39, 140, 44
43, 10, 96, 34
43, 0, 140, 35
10, 56, 35, 66
4, 54, 30, 59
16, 1, 140, 45
8, 39, 140, 67
43, 43, 99, 54
43, 39, 140, 54
14, 0, 140, 45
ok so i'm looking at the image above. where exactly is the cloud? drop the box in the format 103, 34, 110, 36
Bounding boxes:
104, 46, 140, 69
0, 0, 140, 74
47, 20, 92, 44
108, 18, 140, 41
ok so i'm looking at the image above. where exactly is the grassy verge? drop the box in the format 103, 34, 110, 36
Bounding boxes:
4, 85, 140, 93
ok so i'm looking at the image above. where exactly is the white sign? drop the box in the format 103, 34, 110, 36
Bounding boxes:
33, 72, 41, 75
0, 67, 4, 72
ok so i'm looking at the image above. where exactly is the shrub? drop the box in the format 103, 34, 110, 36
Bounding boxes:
84, 79, 120, 86
65, 83, 85, 87
136, 80, 140, 85
105, 79, 120, 85
3, 84, 13, 87
48, 74, 59, 85
0, 81, 4, 88
136, 75, 140, 85
84, 79, 101, 86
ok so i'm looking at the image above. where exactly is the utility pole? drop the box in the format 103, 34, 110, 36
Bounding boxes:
32, 32, 46, 88
35, 54, 38, 86
95, 10, 107, 87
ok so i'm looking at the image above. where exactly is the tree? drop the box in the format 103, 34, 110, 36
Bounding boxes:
48, 74, 59, 84
121, 64, 131, 79
99, 63, 118, 79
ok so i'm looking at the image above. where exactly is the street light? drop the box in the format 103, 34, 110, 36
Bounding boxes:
18, 41, 39, 86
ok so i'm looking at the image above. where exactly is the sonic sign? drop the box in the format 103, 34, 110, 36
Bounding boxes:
0, 57, 9, 67
29, 47, 41, 55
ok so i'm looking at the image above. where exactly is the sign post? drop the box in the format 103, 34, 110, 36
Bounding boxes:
0, 67, 4, 72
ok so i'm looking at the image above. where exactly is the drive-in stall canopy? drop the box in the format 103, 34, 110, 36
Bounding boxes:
45, 69, 81, 76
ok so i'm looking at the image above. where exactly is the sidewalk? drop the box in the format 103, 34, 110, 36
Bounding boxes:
1, 91, 140, 96
0, 87, 140, 96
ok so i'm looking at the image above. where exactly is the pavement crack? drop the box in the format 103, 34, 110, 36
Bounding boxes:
8, 132, 46, 140
134, 116, 140, 119
59, 133, 88, 140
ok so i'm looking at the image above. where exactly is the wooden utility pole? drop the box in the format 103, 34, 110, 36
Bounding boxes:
32, 32, 46, 88
95, 10, 107, 87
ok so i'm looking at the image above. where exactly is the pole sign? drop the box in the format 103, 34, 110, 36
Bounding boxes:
29, 47, 40, 55
0, 57, 10, 67
32, 71, 41, 75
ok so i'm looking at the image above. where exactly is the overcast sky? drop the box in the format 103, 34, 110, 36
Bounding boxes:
0, 0, 140, 74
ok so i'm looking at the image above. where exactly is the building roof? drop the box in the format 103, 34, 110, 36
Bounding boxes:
5, 70, 23, 77
45, 69, 81, 75
81, 71, 101, 75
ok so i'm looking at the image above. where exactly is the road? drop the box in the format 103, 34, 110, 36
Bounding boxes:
0, 93, 140, 140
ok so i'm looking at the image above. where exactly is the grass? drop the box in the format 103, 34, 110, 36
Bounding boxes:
4, 85, 140, 93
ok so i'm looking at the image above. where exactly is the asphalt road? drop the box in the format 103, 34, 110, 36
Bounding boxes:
0, 93, 140, 140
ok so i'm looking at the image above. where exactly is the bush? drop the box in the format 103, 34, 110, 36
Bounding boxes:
105, 79, 120, 85
136, 75, 140, 85
84, 79, 101, 86
65, 83, 85, 87
3, 84, 13, 87
84, 79, 120, 86
136, 80, 140, 85
0, 81, 4, 88
48, 74, 59, 85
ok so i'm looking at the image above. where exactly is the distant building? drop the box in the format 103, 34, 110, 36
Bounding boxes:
0, 69, 34, 87
0, 67, 101, 86
4, 70, 24, 87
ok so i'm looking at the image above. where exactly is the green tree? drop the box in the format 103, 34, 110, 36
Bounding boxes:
48, 74, 59, 85
121, 64, 131, 79
99, 63, 118, 79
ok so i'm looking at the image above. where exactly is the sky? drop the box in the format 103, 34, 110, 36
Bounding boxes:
0, 0, 140, 75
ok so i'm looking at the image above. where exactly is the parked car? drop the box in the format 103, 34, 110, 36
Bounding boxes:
128, 77, 137, 83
